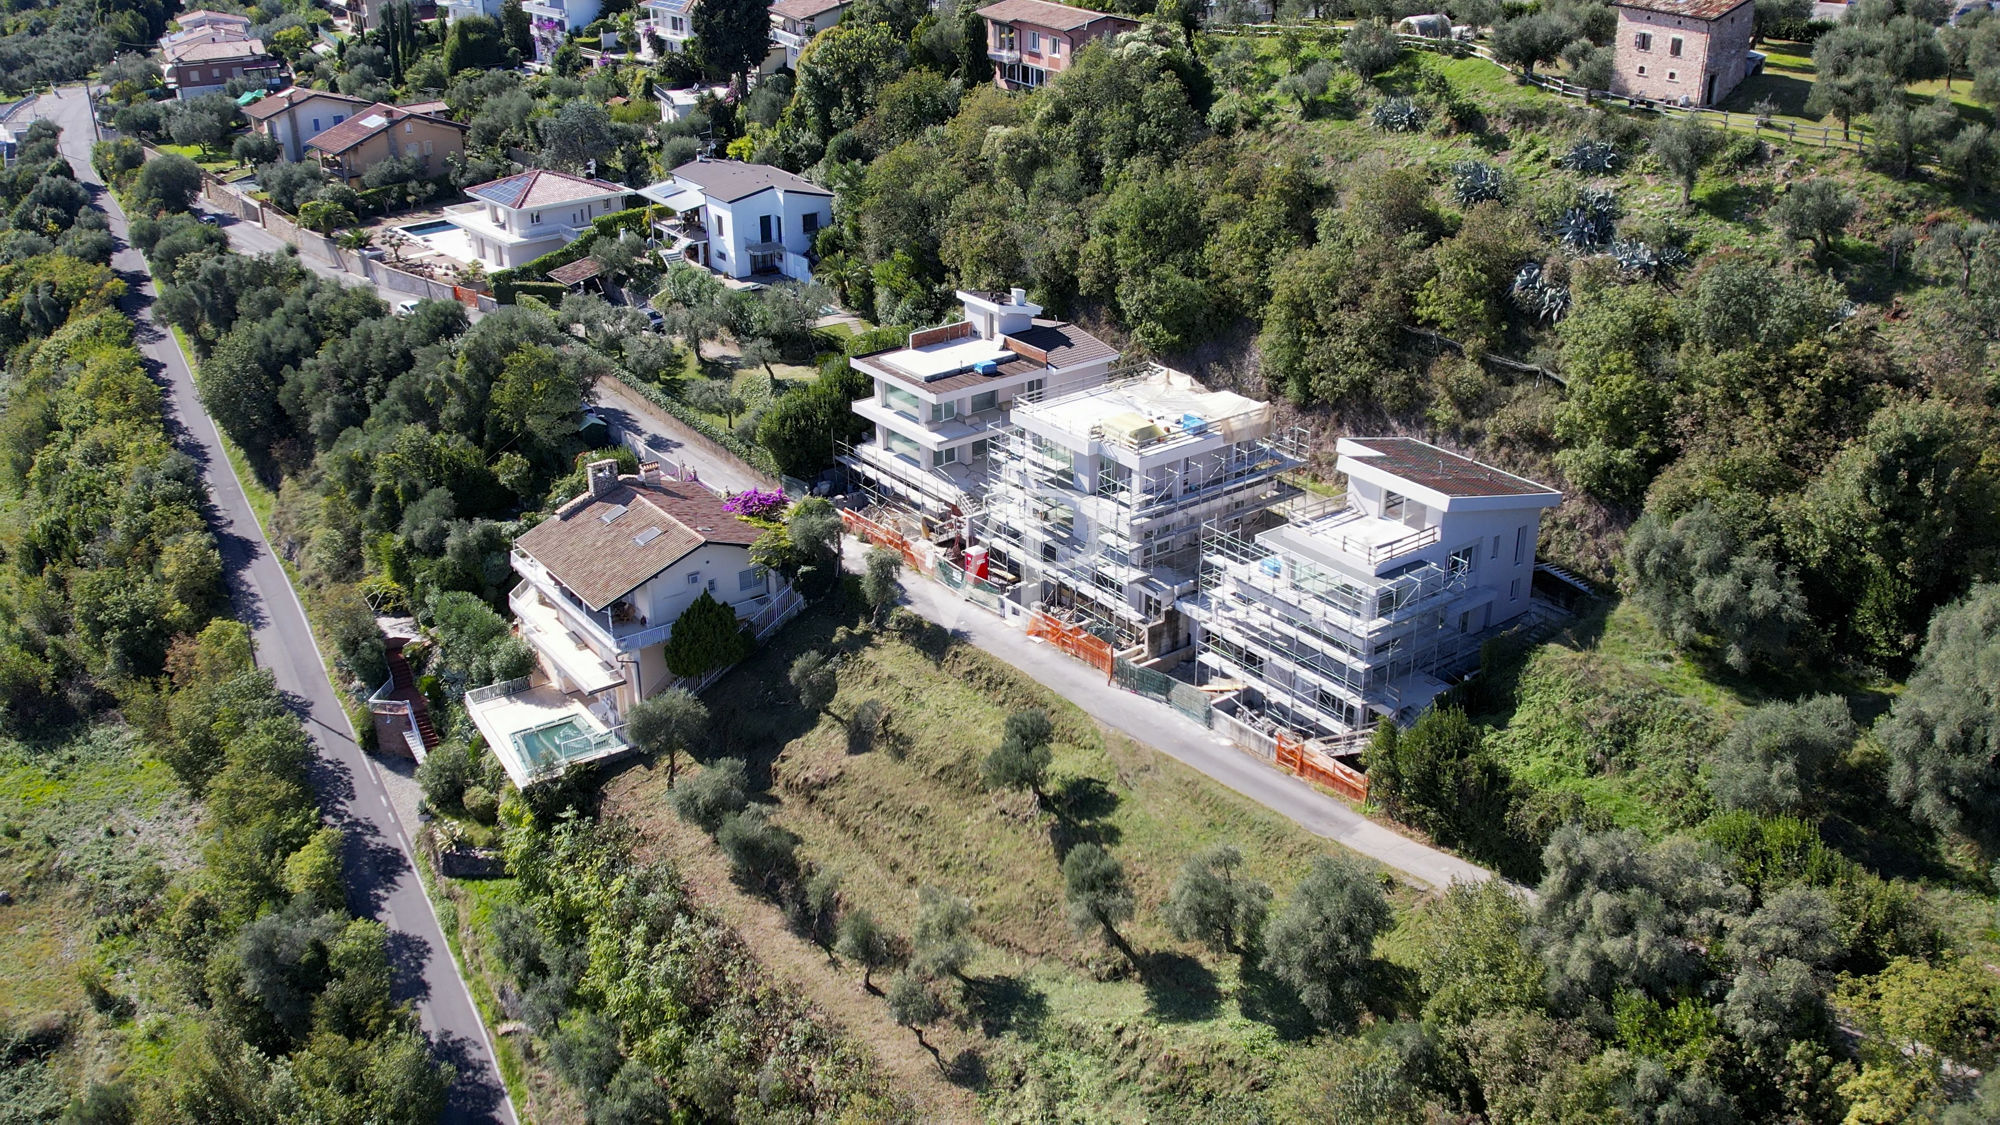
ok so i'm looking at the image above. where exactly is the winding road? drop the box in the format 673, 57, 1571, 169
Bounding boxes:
40, 87, 517, 1124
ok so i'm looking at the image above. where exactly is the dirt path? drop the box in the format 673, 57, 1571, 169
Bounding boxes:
604, 763, 983, 1123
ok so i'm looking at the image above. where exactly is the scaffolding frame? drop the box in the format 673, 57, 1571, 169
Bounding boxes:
1185, 517, 1479, 737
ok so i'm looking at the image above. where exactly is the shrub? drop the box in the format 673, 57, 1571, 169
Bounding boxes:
1560, 139, 1621, 174
418, 742, 475, 813
1450, 160, 1504, 207
672, 757, 750, 833
789, 649, 838, 713
662, 591, 753, 678
846, 698, 885, 755
461, 786, 498, 824
717, 806, 799, 889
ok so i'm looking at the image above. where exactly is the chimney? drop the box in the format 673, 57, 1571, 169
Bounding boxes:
1010, 286, 1027, 306
586, 458, 620, 498
638, 460, 664, 486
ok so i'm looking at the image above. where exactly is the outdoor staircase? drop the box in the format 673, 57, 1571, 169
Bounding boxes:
387, 646, 440, 751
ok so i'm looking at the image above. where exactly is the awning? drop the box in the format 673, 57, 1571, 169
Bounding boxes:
636, 180, 706, 211
236, 89, 267, 106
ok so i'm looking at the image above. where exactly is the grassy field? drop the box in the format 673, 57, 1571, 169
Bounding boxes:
606, 598, 1418, 1121
0, 724, 204, 1111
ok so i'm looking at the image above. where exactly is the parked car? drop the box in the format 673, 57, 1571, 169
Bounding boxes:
395, 299, 421, 316
643, 307, 665, 331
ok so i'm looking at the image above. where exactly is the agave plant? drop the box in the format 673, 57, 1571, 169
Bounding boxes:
1450, 160, 1504, 207
1559, 139, 1620, 175
1511, 262, 1572, 323
1552, 187, 1620, 252
1371, 96, 1428, 134
1609, 239, 1662, 278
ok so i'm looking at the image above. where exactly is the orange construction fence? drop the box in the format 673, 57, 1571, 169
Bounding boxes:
841, 509, 931, 575
1025, 611, 1115, 681
1276, 732, 1370, 804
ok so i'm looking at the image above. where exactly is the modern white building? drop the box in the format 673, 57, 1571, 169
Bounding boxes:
1180, 437, 1560, 739
982, 367, 1304, 655
840, 288, 1120, 532
637, 0, 698, 57
158, 8, 250, 51
639, 158, 832, 282
470, 460, 795, 785
768, 0, 851, 68
440, 0, 508, 19
447, 168, 630, 270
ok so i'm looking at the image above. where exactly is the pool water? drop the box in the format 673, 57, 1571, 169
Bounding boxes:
401, 219, 457, 237
513, 717, 593, 772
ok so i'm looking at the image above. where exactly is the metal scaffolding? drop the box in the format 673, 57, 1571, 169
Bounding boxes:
1184, 517, 1478, 737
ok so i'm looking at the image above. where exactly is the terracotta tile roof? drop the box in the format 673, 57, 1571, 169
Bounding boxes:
975, 0, 1135, 30
165, 37, 270, 63
547, 257, 603, 285
669, 158, 831, 203
514, 477, 762, 611
769, 0, 847, 19
398, 99, 450, 116
305, 102, 466, 155
1341, 438, 1560, 499
242, 86, 369, 121
467, 169, 628, 210
1612, 0, 1750, 18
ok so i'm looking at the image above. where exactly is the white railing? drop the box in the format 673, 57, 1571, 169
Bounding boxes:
466, 676, 533, 704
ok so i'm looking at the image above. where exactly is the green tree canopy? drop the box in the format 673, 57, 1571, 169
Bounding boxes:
1881, 584, 2000, 850
1262, 855, 1392, 1025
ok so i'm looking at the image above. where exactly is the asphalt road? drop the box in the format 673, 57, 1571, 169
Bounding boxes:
43, 88, 517, 1124
842, 541, 1502, 892
593, 373, 774, 495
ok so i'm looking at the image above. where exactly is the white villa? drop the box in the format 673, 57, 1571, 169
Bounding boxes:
638, 0, 698, 57
448, 168, 630, 270
982, 367, 1304, 655
769, 0, 851, 68
468, 460, 791, 786
1180, 438, 1560, 740
840, 288, 1120, 533
640, 158, 833, 282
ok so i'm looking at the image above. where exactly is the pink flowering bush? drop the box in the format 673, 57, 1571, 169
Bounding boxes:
723, 488, 788, 520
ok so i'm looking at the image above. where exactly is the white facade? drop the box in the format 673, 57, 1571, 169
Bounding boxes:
507, 463, 782, 720
638, 0, 698, 57
983, 367, 1303, 654
440, 0, 508, 20
841, 288, 1119, 528
768, 0, 850, 68
446, 171, 628, 270
1181, 437, 1560, 738
643, 159, 832, 282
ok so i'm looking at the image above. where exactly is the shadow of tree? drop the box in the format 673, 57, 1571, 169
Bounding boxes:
943, 1048, 988, 1090
1138, 950, 1222, 1023
1235, 962, 1321, 1042
963, 973, 1049, 1038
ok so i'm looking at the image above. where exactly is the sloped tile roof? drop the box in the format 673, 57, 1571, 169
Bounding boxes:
304, 102, 466, 155
975, 0, 1135, 30
669, 158, 831, 203
165, 37, 270, 63
514, 477, 762, 611
242, 86, 369, 121
466, 168, 628, 209
1613, 0, 1750, 17
769, 0, 847, 19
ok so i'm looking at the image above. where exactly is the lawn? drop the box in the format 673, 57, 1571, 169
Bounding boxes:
154, 140, 238, 176
607, 598, 1417, 1121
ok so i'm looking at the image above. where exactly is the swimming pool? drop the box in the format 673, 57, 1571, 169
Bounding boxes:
401, 219, 457, 237
512, 716, 594, 773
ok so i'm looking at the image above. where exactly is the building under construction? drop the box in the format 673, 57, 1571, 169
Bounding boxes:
1178, 437, 1562, 738
979, 366, 1305, 656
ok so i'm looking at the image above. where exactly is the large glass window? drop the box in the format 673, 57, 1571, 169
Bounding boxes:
885, 430, 922, 462
970, 390, 998, 413
884, 384, 921, 420
931, 399, 959, 423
